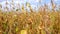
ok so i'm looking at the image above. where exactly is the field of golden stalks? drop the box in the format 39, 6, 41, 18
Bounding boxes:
0, 0, 60, 34
0, 10, 60, 34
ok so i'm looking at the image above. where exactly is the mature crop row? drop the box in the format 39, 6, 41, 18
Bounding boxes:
0, 11, 60, 34
0, 0, 60, 34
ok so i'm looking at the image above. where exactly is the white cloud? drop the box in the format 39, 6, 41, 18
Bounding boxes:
35, 0, 41, 2
54, 0, 58, 2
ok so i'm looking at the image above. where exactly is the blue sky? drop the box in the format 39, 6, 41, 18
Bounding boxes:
0, 0, 60, 6
0, 0, 60, 4
0, 0, 60, 11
